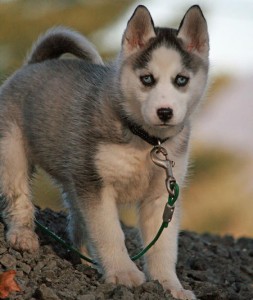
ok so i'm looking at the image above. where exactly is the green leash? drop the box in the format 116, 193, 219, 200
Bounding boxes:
35, 144, 179, 265
35, 218, 96, 265
131, 182, 179, 261
35, 182, 179, 265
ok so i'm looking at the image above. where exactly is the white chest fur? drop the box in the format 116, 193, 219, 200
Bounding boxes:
95, 143, 152, 203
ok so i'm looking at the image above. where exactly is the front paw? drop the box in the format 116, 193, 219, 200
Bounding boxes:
7, 227, 39, 252
105, 263, 145, 287
162, 280, 196, 300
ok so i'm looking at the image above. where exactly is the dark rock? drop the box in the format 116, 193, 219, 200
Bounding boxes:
0, 253, 16, 268
17, 261, 31, 274
112, 286, 134, 300
36, 283, 60, 300
0, 247, 7, 255
77, 295, 96, 300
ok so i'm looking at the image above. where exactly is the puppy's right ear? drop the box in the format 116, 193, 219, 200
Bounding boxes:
122, 5, 156, 57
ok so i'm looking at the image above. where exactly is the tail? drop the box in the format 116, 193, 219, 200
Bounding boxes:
25, 26, 104, 65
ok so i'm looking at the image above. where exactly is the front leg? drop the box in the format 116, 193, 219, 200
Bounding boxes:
139, 193, 196, 300
82, 185, 145, 287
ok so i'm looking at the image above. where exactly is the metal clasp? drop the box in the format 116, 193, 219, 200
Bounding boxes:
163, 204, 175, 224
150, 145, 176, 197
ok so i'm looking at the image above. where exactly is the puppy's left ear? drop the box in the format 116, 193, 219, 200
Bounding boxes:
178, 5, 209, 59
122, 5, 156, 56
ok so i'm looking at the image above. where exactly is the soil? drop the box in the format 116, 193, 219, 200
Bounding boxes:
0, 208, 253, 300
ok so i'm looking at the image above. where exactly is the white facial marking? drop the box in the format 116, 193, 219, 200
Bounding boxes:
141, 47, 190, 126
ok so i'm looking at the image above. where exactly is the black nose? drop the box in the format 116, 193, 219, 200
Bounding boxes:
157, 108, 173, 122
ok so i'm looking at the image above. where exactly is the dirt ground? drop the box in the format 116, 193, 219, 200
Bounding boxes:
0, 208, 253, 300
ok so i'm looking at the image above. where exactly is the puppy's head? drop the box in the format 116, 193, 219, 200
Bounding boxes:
119, 5, 209, 137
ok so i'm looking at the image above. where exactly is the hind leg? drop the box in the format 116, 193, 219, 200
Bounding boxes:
62, 187, 91, 264
0, 124, 39, 252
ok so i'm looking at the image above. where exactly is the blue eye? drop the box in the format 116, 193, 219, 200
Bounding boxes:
140, 74, 156, 87
174, 75, 189, 87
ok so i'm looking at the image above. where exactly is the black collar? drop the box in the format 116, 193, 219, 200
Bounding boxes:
125, 118, 170, 146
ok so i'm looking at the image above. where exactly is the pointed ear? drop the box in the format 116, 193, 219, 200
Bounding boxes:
177, 5, 209, 59
122, 5, 156, 56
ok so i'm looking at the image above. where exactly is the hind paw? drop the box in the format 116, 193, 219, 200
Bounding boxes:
7, 227, 39, 252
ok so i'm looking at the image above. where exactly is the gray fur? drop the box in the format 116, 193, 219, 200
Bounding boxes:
0, 5, 209, 299
25, 26, 104, 65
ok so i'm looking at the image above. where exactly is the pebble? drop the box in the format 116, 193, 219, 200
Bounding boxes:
96, 283, 116, 294
0, 253, 16, 268
36, 283, 60, 300
0, 247, 7, 255
9, 248, 23, 260
77, 295, 96, 300
112, 286, 134, 300
42, 269, 56, 280
17, 261, 31, 274
33, 261, 45, 272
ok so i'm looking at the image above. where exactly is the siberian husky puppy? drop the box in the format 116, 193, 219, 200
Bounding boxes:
0, 5, 209, 299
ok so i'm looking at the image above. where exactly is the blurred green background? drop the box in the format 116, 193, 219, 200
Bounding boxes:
1, 0, 252, 238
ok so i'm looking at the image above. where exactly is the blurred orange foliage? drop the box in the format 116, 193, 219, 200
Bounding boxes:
0, 270, 21, 299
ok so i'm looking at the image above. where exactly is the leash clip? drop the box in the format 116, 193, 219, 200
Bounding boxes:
150, 145, 176, 197
163, 204, 175, 225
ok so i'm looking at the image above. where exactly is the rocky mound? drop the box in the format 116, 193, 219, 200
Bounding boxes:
0, 208, 252, 300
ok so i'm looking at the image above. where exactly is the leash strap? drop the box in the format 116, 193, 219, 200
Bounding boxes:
35, 219, 97, 265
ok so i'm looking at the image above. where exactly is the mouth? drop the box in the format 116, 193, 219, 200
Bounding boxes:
155, 123, 172, 128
